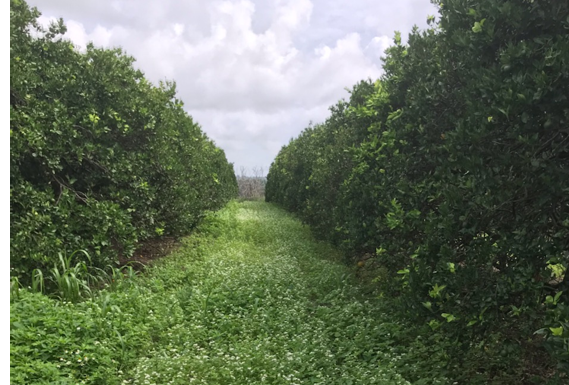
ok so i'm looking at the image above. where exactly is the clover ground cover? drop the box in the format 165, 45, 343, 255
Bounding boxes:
11, 201, 442, 384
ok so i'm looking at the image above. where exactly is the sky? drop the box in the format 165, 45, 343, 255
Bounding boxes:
27, 0, 438, 175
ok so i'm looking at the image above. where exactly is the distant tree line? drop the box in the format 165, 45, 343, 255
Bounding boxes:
237, 166, 266, 200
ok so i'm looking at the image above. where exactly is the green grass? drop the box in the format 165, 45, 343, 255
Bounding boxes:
10, 201, 448, 384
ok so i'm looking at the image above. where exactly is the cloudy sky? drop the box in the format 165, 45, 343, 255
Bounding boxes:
28, 0, 438, 175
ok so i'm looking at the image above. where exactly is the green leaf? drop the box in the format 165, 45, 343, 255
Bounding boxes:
429, 284, 446, 298
428, 319, 441, 330
394, 31, 402, 45
472, 19, 485, 33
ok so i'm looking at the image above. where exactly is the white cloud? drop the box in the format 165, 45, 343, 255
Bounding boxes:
173, 23, 184, 37
28, 0, 438, 172
365, 35, 392, 58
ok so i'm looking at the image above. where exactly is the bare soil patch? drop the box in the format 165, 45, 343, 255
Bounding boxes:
118, 236, 181, 270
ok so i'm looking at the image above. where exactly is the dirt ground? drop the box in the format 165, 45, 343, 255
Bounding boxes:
118, 236, 181, 271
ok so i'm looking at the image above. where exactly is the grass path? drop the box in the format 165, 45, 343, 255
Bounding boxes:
11, 201, 432, 384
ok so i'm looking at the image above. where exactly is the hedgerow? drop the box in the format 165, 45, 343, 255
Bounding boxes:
10, 0, 237, 281
266, 0, 569, 382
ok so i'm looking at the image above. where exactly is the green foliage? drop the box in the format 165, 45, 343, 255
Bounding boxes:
10, 0, 238, 281
266, 0, 569, 382
266, 80, 377, 243
11, 201, 448, 385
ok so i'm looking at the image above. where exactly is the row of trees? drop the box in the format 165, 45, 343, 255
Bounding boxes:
267, 0, 568, 381
10, 0, 238, 280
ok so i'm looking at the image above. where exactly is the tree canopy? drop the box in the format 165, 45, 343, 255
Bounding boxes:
267, 0, 569, 380
10, 0, 238, 278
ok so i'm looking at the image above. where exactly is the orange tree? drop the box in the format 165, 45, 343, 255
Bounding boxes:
10, 0, 237, 280
266, 0, 569, 381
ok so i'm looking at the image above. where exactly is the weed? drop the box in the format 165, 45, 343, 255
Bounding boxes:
11, 202, 448, 384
